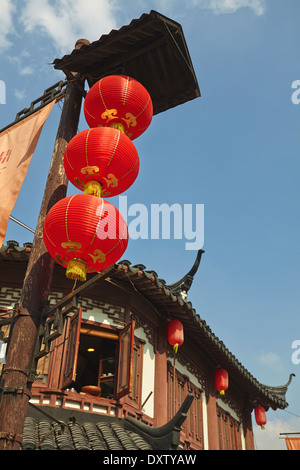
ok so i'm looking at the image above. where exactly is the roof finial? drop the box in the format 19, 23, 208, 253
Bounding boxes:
167, 249, 204, 298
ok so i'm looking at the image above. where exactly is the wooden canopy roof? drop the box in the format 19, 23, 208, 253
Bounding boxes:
52, 10, 201, 116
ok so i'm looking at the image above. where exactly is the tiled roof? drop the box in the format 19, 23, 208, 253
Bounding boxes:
0, 240, 33, 261
22, 417, 152, 451
21, 393, 195, 450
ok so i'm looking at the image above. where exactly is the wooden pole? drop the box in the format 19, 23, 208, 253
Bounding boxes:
0, 40, 88, 450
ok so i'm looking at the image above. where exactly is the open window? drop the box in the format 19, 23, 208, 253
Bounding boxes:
60, 308, 135, 400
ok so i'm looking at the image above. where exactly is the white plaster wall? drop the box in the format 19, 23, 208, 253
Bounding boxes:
135, 326, 155, 418
82, 303, 125, 326
202, 390, 209, 450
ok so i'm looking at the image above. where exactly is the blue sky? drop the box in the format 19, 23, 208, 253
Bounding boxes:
1, 0, 300, 449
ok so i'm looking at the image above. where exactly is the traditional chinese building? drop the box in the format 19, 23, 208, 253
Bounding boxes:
0, 241, 294, 450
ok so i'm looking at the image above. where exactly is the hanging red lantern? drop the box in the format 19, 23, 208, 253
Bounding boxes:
215, 368, 229, 396
64, 127, 140, 198
168, 320, 184, 353
84, 75, 153, 140
43, 194, 128, 282
254, 406, 267, 429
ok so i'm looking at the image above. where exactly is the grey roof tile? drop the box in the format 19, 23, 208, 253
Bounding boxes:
21, 417, 152, 451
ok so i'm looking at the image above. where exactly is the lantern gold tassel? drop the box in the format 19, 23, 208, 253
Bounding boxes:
84, 180, 102, 198
66, 258, 87, 282
173, 343, 179, 353
110, 122, 125, 133
219, 390, 225, 396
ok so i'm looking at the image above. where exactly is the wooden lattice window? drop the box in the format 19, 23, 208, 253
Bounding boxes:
167, 362, 204, 450
35, 351, 51, 383
217, 405, 242, 450
127, 337, 144, 408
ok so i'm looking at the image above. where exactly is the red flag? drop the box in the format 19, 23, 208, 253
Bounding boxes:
0, 102, 55, 247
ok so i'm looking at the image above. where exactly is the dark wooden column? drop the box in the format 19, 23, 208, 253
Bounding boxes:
243, 406, 255, 450
0, 40, 87, 450
154, 321, 168, 426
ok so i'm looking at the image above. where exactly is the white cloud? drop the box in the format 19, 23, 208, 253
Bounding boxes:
0, 0, 16, 53
192, 0, 265, 15
258, 351, 284, 371
14, 89, 26, 101
19, 0, 119, 55
7, 54, 35, 77
253, 415, 300, 450
0, 0, 266, 57
19, 66, 34, 76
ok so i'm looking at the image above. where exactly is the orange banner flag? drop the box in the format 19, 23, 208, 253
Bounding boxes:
285, 437, 300, 450
0, 102, 55, 247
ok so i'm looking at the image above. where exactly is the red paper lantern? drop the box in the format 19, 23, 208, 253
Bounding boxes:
168, 320, 184, 353
43, 194, 128, 281
254, 406, 267, 429
215, 368, 229, 396
84, 75, 153, 140
64, 127, 139, 198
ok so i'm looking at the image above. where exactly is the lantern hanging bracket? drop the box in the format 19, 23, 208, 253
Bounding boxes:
32, 265, 119, 365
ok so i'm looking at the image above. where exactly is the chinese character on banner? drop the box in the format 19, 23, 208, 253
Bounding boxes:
0, 102, 55, 247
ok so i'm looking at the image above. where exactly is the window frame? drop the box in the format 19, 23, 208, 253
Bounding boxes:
115, 320, 135, 400
60, 307, 82, 390
59, 310, 135, 400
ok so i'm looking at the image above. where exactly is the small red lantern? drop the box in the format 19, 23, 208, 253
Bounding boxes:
254, 406, 267, 429
64, 127, 139, 198
215, 368, 229, 396
168, 320, 184, 353
84, 75, 153, 140
43, 194, 128, 282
